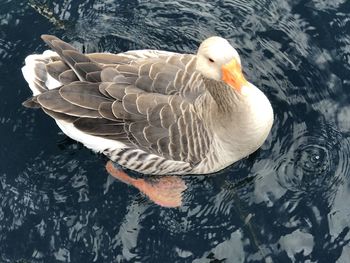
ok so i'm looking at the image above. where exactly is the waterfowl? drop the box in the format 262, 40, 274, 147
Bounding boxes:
22, 35, 273, 177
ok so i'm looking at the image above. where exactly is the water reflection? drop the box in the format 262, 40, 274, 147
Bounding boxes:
250, 119, 350, 261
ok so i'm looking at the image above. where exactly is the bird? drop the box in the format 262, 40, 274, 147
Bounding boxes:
22, 35, 273, 206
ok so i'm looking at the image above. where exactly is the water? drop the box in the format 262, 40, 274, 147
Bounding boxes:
1, 0, 350, 262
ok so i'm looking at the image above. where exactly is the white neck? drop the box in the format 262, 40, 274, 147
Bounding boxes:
212, 84, 274, 162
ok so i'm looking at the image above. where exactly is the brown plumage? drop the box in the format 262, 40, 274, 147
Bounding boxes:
22, 35, 273, 175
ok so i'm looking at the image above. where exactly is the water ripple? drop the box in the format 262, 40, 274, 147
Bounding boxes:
1, 0, 350, 262
275, 123, 347, 199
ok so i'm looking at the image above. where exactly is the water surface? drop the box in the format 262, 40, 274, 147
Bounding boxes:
1, 0, 350, 262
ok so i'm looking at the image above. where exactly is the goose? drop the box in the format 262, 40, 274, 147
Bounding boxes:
22, 35, 273, 206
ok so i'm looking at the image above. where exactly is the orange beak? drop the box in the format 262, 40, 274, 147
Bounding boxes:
221, 58, 248, 92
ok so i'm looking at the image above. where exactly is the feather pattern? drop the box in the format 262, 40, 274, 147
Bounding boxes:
22, 35, 274, 175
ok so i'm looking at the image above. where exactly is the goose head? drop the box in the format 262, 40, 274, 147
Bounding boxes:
196, 36, 248, 92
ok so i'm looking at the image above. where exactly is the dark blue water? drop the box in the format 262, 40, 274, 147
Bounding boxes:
1, 0, 350, 262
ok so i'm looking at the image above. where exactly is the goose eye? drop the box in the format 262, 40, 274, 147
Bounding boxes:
208, 58, 215, 63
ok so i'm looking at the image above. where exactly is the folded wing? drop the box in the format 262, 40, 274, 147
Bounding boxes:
26, 35, 211, 166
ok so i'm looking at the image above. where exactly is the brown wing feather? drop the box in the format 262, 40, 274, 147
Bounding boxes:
30, 35, 211, 166
46, 61, 69, 80
59, 82, 113, 110
41, 35, 102, 82
36, 90, 101, 118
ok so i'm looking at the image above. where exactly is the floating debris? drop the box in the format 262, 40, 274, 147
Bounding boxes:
28, 0, 66, 29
